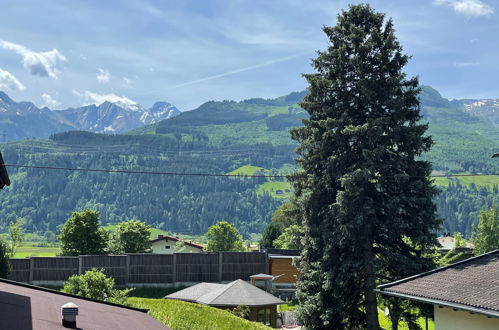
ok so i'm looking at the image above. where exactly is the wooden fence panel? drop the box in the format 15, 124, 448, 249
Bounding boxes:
80, 255, 127, 284
32, 257, 79, 282
8, 259, 29, 282
175, 253, 219, 282
222, 252, 267, 281
129, 254, 174, 283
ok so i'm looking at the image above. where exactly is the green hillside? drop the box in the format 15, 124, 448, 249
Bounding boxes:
0, 87, 498, 237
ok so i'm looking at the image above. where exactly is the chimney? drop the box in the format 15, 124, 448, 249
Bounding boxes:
61, 302, 79, 328
158, 234, 164, 239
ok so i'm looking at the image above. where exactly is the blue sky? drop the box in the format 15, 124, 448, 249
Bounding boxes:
0, 0, 497, 110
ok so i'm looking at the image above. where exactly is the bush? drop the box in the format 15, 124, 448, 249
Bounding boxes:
62, 268, 131, 305
0, 239, 11, 278
230, 305, 250, 319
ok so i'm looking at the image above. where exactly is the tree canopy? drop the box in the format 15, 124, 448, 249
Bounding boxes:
108, 219, 151, 254
205, 221, 245, 252
58, 209, 108, 256
0, 239, 11, 278
289, 4, 440, 329
472, 207, 499, 255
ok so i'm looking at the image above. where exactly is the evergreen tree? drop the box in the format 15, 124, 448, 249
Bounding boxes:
259, 222, 283, 248
0, 239, 11, 278
289, 5, 440, 329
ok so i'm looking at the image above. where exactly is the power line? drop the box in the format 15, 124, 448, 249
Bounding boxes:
1, 163, 499, 179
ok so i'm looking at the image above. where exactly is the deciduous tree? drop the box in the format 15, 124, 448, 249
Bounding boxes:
0, 239, 11, 278
58, 209, 108, 256
289, 5, 440, 329
205, 221, 245, 252
472, 207, 499, 255
7, 217, 25, 258
108, 219, 151, 254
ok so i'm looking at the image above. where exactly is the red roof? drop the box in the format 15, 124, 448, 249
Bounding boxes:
150, 235, 204, 250
0, 278, 168, 330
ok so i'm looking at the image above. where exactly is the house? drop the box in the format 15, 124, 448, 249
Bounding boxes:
0, 151, 10, 189
262, 249, 300, 299
378, 249, 499, 330
165, 279, 284, 327
437, 235, 475, 262
150, 234, 204, 254
0, 277, 168, 329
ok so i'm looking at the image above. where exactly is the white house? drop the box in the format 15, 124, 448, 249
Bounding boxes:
150, 234, 204, 254
378, 249, 499, 330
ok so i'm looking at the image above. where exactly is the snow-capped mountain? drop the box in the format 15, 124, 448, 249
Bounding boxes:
0, 91, 181, 141
451, 98, 499, 127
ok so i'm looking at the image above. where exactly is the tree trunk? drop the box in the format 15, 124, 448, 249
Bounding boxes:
364, 239, 380, 330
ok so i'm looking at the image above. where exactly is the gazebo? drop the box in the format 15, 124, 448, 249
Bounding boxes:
166, 279, 284, 327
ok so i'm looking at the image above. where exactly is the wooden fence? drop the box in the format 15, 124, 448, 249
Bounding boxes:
7, 252, 268, 286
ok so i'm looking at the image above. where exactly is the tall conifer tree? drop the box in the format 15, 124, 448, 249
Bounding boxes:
290, 5, 440, 329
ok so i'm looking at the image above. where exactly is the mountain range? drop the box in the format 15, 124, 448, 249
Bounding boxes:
0, 91, 180, 140
0, 86, 497, 237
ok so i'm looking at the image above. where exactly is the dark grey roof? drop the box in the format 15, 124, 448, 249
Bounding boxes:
0, 152, 10, 189
166, 279, 284, 307
0, 278, 168, 329
378, 250, 499, 318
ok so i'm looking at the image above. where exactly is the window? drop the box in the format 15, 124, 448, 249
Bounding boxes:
165, 246, 171, 249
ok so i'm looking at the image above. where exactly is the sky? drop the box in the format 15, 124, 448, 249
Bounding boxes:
0, 0, 497, 111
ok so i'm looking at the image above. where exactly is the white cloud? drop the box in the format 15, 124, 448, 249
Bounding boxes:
434, 0, 494, 17
96, 68, 110, 83
454, 61, 479, 67
0, 40, 66, 78
122, 77, 133, 88
0, 68, 25, 91
72, 90, 141, 110
41, 93, 60, 108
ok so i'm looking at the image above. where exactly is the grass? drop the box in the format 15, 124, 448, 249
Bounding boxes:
257, 181, 292, 199
228, 165, 268, 176
128, 298, 271, 330
378, 310, 434, 330
12, 241, 60, 258
432, 174, 499, 188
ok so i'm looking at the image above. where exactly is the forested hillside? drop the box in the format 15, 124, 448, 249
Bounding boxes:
0, 86, 498, 237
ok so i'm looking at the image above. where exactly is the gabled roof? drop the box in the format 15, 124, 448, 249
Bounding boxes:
166, 279, 284, 307
0, 278, 168, 329
378, 250, 499, 318
0, 152, 10, 189
150, 235, 204, 249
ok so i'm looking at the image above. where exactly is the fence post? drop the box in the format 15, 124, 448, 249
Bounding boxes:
78, 255, 83, 274
29, 258, 34, 283
218, 252, 223, 282
172, 253, 177, 284
125, 254, 130, 285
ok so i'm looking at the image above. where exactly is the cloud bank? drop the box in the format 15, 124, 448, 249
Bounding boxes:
0, 68, 25, 91
434, 0, 494, 17
0, 40, 66, 78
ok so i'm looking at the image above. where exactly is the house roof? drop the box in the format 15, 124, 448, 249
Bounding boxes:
166, 279, 284, 307
0, 152, 10, 189
150, 235, 204, 250
437, 236, 474, 250
377, 249, 499, 318
0, 278, 168, 330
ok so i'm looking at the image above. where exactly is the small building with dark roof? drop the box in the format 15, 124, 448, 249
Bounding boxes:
0, 278, 168, 330
165, 279, 284, 327
150, 234, 204, 254
378, 249, 499, 330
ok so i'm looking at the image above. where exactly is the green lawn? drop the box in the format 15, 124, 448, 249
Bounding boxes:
228, 165, 268, 176
432, 174, 499, 188
14, 245, 60, 258
257, 181, 292, 199
378, 311, 434, 330
128, 298, 271, 330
